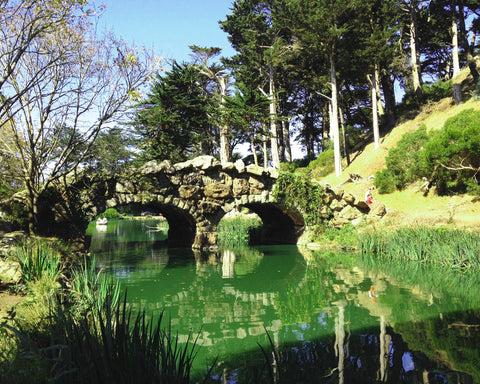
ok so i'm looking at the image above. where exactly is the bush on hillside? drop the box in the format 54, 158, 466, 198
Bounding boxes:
424, 108, 480, 194
375, 109, 480, 195
401, 79, 453, 106
374, 125, 430, 193
296, 149, 335, 179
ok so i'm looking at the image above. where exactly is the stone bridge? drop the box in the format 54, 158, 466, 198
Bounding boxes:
74, 156, 303, 250
54, 155, 384, 250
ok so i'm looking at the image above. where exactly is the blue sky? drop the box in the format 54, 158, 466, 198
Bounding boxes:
101, 0, 236, 63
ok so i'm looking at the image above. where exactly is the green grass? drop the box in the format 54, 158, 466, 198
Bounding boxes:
217, 215, 262, 247
358, 226, 480, 270
8, 237, 63, 284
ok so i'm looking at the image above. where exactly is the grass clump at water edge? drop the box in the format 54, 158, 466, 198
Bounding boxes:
217, 215, 262, 247
0, 238, 214, 383
358, 226, 480, 270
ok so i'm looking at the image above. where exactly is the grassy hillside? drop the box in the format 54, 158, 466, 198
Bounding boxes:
317, 70, 480, 231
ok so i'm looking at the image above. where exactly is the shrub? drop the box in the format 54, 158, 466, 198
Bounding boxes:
274, 172, 327, 226
374, 125, 430, 193
401, 79, 453, 106
98, 207, 120, 220
421, 80, 453, 102
423, 108, 480, 195
302, 149, 335, 180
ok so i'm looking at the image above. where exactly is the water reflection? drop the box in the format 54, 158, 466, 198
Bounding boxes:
87, 220, 480, 383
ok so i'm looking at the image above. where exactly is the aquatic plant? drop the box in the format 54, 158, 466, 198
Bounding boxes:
67, 256, 121, 318
217, 216, 262, 247
56, 294, 211, 384
358, 226, 480, 270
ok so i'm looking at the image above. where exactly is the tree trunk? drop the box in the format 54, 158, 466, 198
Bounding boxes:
268, 66, 280, 169
452, 9, 462, 105
262, 130, 268, 169
218, 77, 231, 164
282, 120, 292, 162
458, 0, 479, 83
380, 71, 396, 130
409, 1, 423, 104
375, 67, 384, 117
339, 106, 350, 166
329, 54, 342, 176
371, 68, 380, 149
251, 137, 259, 166
452, 16, 460, 76
26, 188, 39, 235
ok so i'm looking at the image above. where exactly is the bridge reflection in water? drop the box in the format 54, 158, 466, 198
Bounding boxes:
88, 219, 480, 383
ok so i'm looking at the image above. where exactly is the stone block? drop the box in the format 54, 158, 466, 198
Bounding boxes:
246, 164, 264, 176
179, 185, 201, 199
355, 200, 369, 210
343, 193, 355, 204
268, 167, 279, 179
191, 155, 220, 170
204, 183, 231, 199
232, 178, 249, 196
234, 159, 246, 173
332, 217, 350, 229
222, 161, 235, 171
319, 205, 330, 218
339, 205, 362, 220
330, 199, 346, 211
369, 203, 387, 217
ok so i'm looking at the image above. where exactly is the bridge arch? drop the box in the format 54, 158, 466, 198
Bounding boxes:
53, 155, 381, 249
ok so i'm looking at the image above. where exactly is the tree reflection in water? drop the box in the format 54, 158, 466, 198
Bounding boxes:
88, 221, 480, 383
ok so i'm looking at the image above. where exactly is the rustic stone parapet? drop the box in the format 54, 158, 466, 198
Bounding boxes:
44, 155, 386, 249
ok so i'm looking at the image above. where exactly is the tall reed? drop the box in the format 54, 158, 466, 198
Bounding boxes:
217, 216, 262, 247
57, 295, 211, 384
68, 256, 121, 318
358, 226, 480, 270
9, 237, 63, 283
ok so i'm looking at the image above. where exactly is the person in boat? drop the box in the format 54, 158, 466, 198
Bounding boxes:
96, 217, 108, 225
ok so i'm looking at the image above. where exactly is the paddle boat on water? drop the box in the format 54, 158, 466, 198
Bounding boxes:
96, 217, 108, 226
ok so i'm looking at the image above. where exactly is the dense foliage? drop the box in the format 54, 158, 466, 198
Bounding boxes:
375, 109, 480, 195
274, 172, 328, 226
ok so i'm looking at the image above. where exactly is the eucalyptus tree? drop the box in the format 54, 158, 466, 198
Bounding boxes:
222, 83, 270, 165
286, 0, 354, 176
350, 0, 401, 148
221, 0, 296, 168
455, 0, 479, 83
189, 45, 233, 164
0, 0, 157, 234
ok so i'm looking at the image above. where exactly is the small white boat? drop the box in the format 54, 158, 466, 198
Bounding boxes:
96, 217, 108, 225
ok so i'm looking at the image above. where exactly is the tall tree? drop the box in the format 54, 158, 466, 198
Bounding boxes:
132, 62, 211, 163
221, 0, 295, 168
190, 45, 232, 164
222, 83, 270, 165
288, 0, 353, 176
0, 0, 156, 234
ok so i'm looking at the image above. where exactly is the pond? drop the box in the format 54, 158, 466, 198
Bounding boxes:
87, 219, 480, 383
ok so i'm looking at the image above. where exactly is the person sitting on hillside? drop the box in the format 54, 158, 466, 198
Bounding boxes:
365, 187, 373, 205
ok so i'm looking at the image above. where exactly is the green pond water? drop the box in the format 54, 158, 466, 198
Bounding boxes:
87, 219, 480, 383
